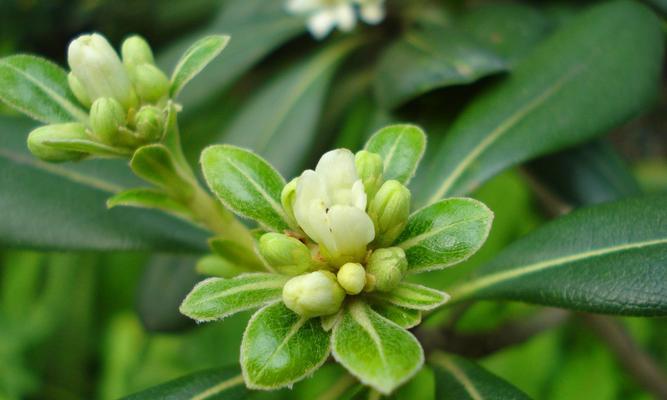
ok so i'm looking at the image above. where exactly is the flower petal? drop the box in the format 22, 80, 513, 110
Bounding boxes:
328, 205, 375, 258
307, 10, 338, 39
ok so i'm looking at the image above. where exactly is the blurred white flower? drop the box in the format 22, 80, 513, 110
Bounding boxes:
287, 0, 386, 39
293, 149, 375, 264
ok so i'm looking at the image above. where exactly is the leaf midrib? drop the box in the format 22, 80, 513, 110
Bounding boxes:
397, 214, 488, 250
190, 373, 245, 400
431, 354, 483, 400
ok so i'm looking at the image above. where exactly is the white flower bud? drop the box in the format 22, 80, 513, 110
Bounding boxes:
121, 35, 154, 68
130, 63, 170, 103
355, 150, 384, 199
282, 271, 345, 318
281, 178, 299, 228
67, 33, 137, 109
337, 262, 366, 295
365, 247, 407, 292
67, 72, 91, 108
259, 233, 313, 276
134, 105, 165, 142
90, 97, 126, 145
27, 123, 88, 162
368, 180, 411, 247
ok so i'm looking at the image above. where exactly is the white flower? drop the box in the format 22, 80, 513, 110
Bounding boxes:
293, 149, 375, 264
286, 0, 386, 39
67, 33, 136, 109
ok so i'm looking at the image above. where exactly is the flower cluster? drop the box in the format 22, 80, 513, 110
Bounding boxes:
287, 0, 386, 39
28, 33, 170, 162
259, 148, 410, 317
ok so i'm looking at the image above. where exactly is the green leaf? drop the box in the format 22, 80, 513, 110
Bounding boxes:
196, 255, 249, 278
528, 139, 641, 206
201, 144, 289, 231
241, 302, 330, 389
170, 35, 230, 98
130, 144, 193, 195
331, 300, 424, 394
208, 236, 265, 270
0, 55, 88, 124
122, 366, 247, 399
393, 367, 436, 400
364, 124, 426, 185
450, 194, 667, 316
157, 0, 303, 111
180, 273, 288, 322
418, 0, 664, 203
396, 198, 493, 273
374, 26, 507, 109
369, 301, 421, 329
430, 353, 531, 399
0, 116, 208, 252
370, 282, 449, 311
221, 39, 357, 177
106, 188, 195, 221
43, 137, 131, 158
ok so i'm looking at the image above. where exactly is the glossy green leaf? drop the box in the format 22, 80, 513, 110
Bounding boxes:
0, 116, 208, 251
241, 302, 330, 389
201, 144, 289, 231
331, 300, 424, 394
364, 124, 426, 185
394, 367, 436, 400
374, 26, 506, 109
451, 194, 667, 316
130, 144, 193, 195
106, 188, 194, 221
418, 1, 663, 203
43, 137, 131, 158
157, 0, 303, 111
170, 35, 230, 98
180, 273, 288, 322
122, 366, 247, 399
528, 139, 641, 206
370, 282, 449, 311
221, 39, 357, 177
369, 301, 421, 329
0, 55, 88, 124
396, 198, 493, 273
430, 353, 531, 399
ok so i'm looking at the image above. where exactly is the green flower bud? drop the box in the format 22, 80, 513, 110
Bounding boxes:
355, 150, 384, 199
130, 63, 170, 103
134, 105, 165, 142
259, 233, 313, 276
27, 123, 88, 162
67, 72, 92, 108
67, 33, 137, 109
90, 97, 126, 145
337, 262, 366, 295
368, 180, 411, 247
281, 178, 299, 227
282, 271, 345, 317
121, 35, 154, 68
365, 247, 407, 292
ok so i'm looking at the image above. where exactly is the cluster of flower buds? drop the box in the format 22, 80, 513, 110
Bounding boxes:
287, 0, 386, 39
28, 33, 170, 162
258, 148, 411, 318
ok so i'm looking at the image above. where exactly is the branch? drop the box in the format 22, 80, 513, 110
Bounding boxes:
581, 314, 667, 399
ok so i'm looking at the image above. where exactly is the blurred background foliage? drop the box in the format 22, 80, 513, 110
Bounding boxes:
0, 0, 666, 399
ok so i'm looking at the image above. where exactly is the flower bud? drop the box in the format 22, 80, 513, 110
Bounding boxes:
90, 97, 126, 145
121, 35, 154, 68
134, 105, 165, 142
365, 247, 407, 292
27, 123, 88, 162
355, 150, 384, 199
281, 178, 299, 227
67, 72, 92, 108
130, 63, 170, 103
282, 271, 345, 317
67, 33, 137, 109
368, 180, 411, 247
259, 233, 313, 276
337, 262, 366, 295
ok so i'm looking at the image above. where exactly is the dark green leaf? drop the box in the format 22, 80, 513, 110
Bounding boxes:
430, 353, 531, 399
418, 1, 663, 203
374, 26, 507, 109
364, 124, 426, 185
0, 55, 88, 124
451, 194, 667, 316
